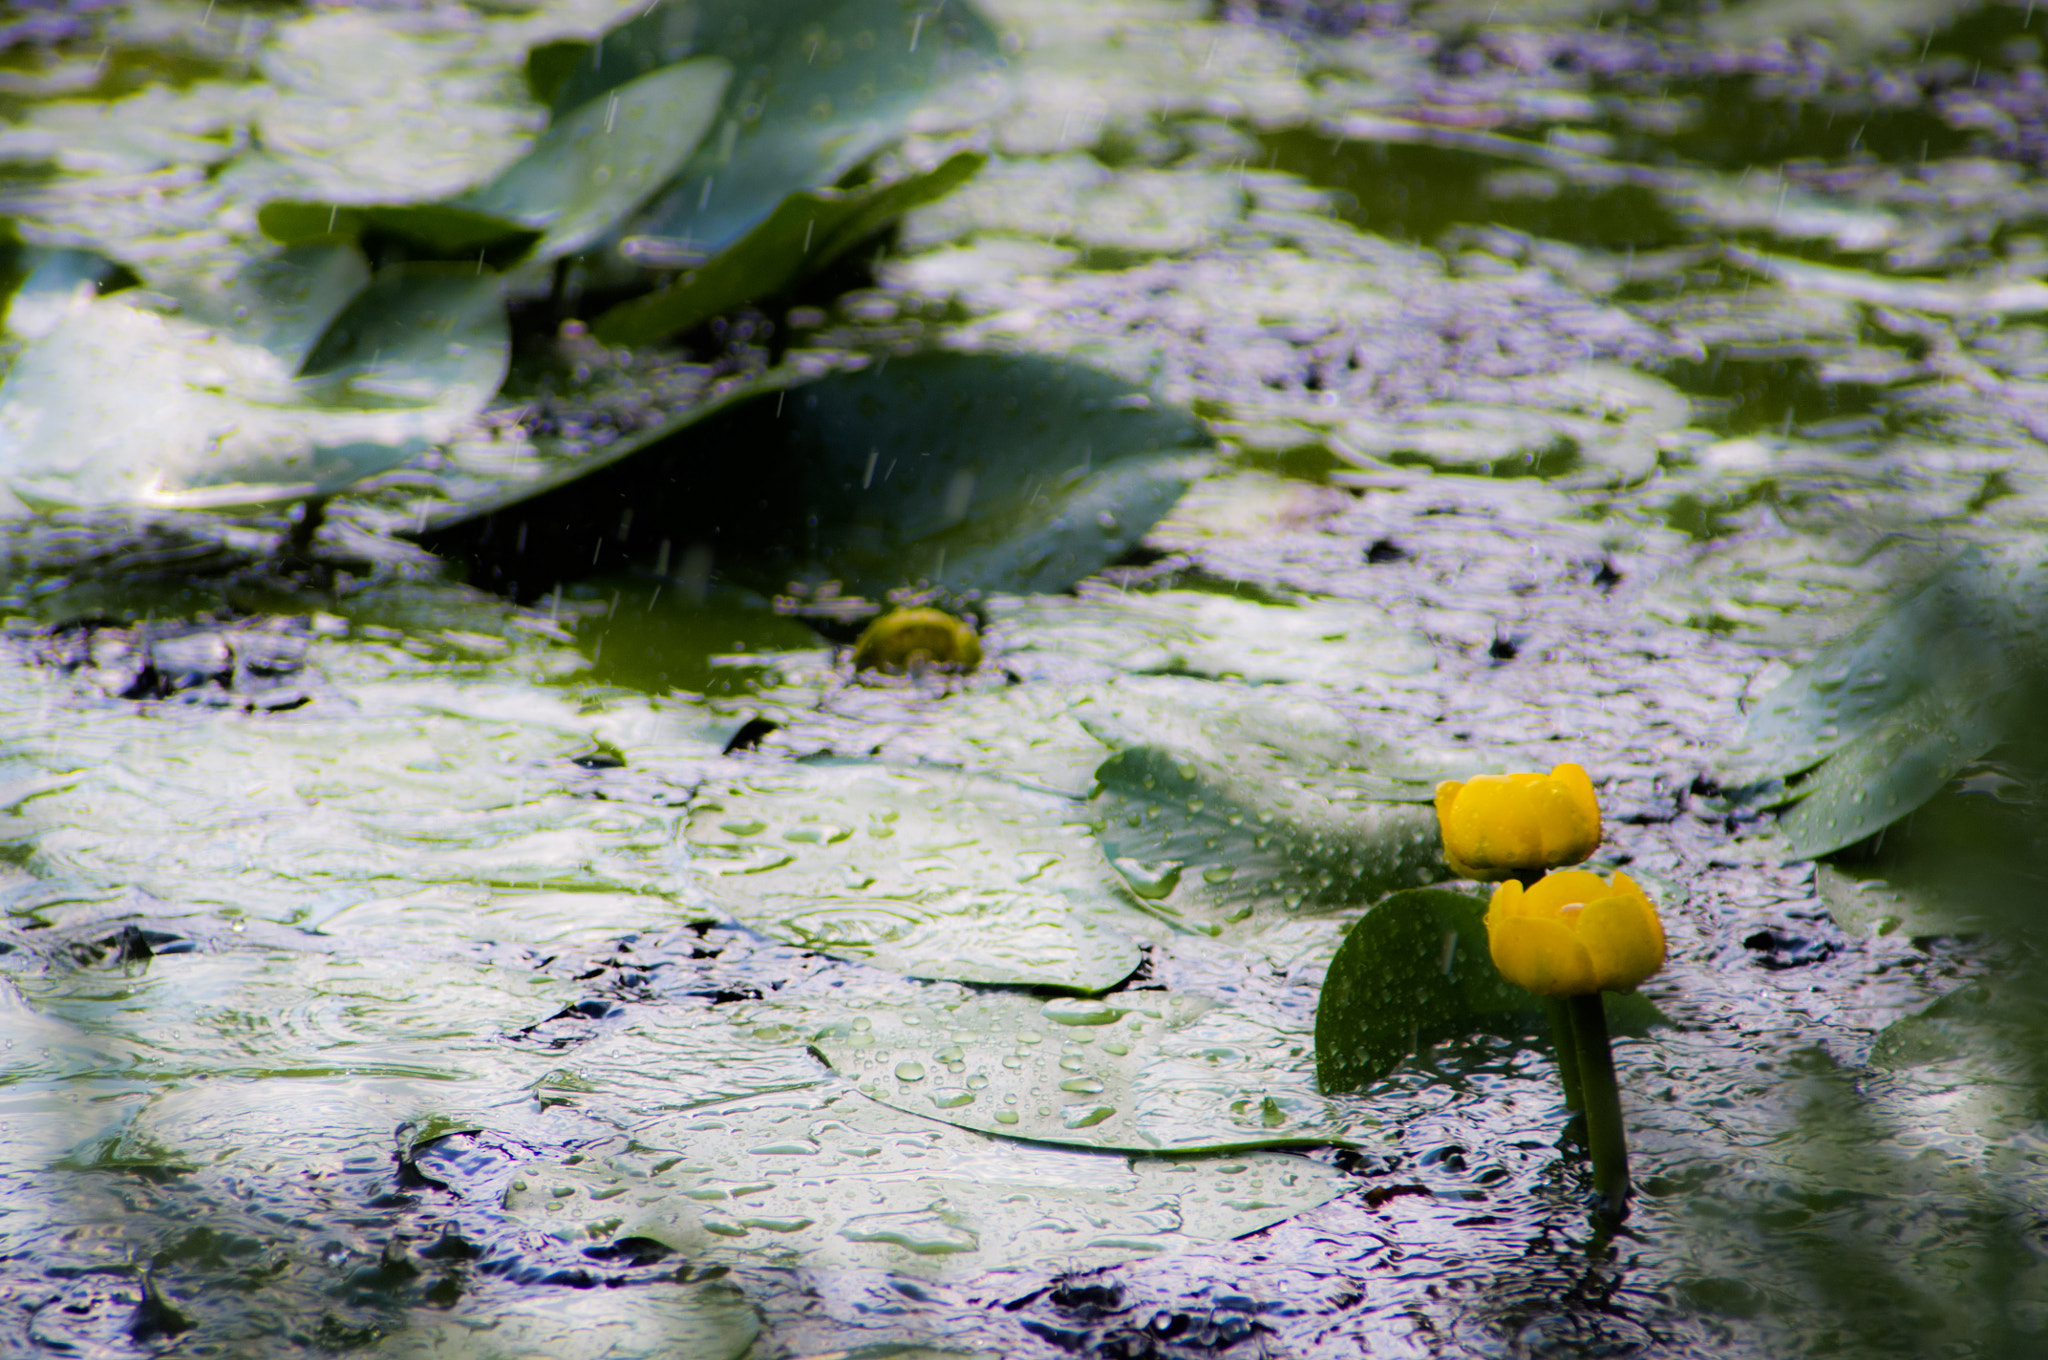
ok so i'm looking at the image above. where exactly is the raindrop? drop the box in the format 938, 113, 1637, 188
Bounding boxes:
895, 1062, 927, 1082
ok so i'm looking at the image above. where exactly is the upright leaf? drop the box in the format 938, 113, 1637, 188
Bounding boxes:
553, 0, 1004, 258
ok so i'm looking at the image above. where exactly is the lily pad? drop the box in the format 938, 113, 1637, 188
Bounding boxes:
1727, 545, 2048, 783
1084, 738, 1447, 940
807, 988, 1380, 1151
554, 0, 1004, 259
418, 351, 1213, 602
1776, 685, 2004, 860
1314, 888, 1667, 1093
495, 1084, 1350, 1279
0, 263, 509, 512
594, 150, 986, 343
680, 760, 1154, 992
991, 589, 1436, 687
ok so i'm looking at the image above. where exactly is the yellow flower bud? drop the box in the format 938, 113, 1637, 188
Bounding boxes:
1485, 869, 1666, 996
1433, 763, 1600, 881
852, 607, 982, 675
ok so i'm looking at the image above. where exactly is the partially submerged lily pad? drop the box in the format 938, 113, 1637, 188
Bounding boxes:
991, 589, 1436, 686
680, 760, 1154, 992
594, 151, 987, 343
808, 988, 1380, 1151
495, 1084, 1350, 1278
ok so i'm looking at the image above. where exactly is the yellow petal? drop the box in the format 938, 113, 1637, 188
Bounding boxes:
1578, 892, 1666, 992
1533, 770, 1600, 865
1521, 869, 1609, 920
1435, 781, 1465, 822
1488, 915, 1598, 996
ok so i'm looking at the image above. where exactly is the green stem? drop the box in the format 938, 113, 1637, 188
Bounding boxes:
1547, 996, 1585, 1111
1507, 872, 1584, 1113
1568, 991, 1630, 1221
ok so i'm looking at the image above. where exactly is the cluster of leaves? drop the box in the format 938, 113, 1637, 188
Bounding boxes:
0, 0, 1001, 515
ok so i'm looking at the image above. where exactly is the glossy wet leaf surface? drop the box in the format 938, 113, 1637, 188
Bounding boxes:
809, 987, 1380, 1152
682, 759, 1150, 991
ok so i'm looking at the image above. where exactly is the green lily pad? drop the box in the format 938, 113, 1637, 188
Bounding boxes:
681, 760, 1155, 992
0, 263, 509, 511
1083, 737, 1447, 940
1314, 888, 1532, 1094
1727, 546, 2047, 782
554, 0, 1003, 259
498, 1084, 1350, 1278
806, 988, 1379, 1151
991, 589, 1436, 686
1314, 888, 1667, 1093
1776, 684, 2003, 860
156, 242, 371, 367
459, 57, 732, 262
418, 352, 1213, 602
1816, 864, 1990, 941
594, 150, 986, 343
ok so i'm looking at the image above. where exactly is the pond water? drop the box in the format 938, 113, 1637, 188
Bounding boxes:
5, 1, 2048, 1357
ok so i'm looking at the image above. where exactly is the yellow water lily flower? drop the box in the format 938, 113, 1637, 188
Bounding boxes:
1486, 869, 1666, 996
1434, 763, 1600, 881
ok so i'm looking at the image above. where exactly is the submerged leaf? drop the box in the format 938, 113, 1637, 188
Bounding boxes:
807, 988, 1381, 1152
0, 264, 508, 512
993, 590, 1436, 687
681, 760, 1153, 992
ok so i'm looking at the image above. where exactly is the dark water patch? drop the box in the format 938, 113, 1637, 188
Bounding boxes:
1260, 130, 1686, 250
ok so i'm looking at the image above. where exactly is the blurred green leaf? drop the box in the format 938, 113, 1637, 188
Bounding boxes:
594, 150, 985, 343
0, 263, 508, 512
554, 0, 1004, 259
419, 351, 1213, 602
455, 56, 732, 262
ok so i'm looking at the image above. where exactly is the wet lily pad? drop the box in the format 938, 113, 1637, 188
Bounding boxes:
496, 1084, 1350, 1278
554, 0, 1004, 260
1725, 547, 2041, 783
1315, 888, 1667, 1093
807, 988, 1379, 1151
1083, 730, 1448, 940
1776, 685, 2003, 860
594, 150, 986, 343
420, 351, 1213, 602
992, 589, 1436, 686
0, 263, 509, 512
681, 760, 1154, 992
